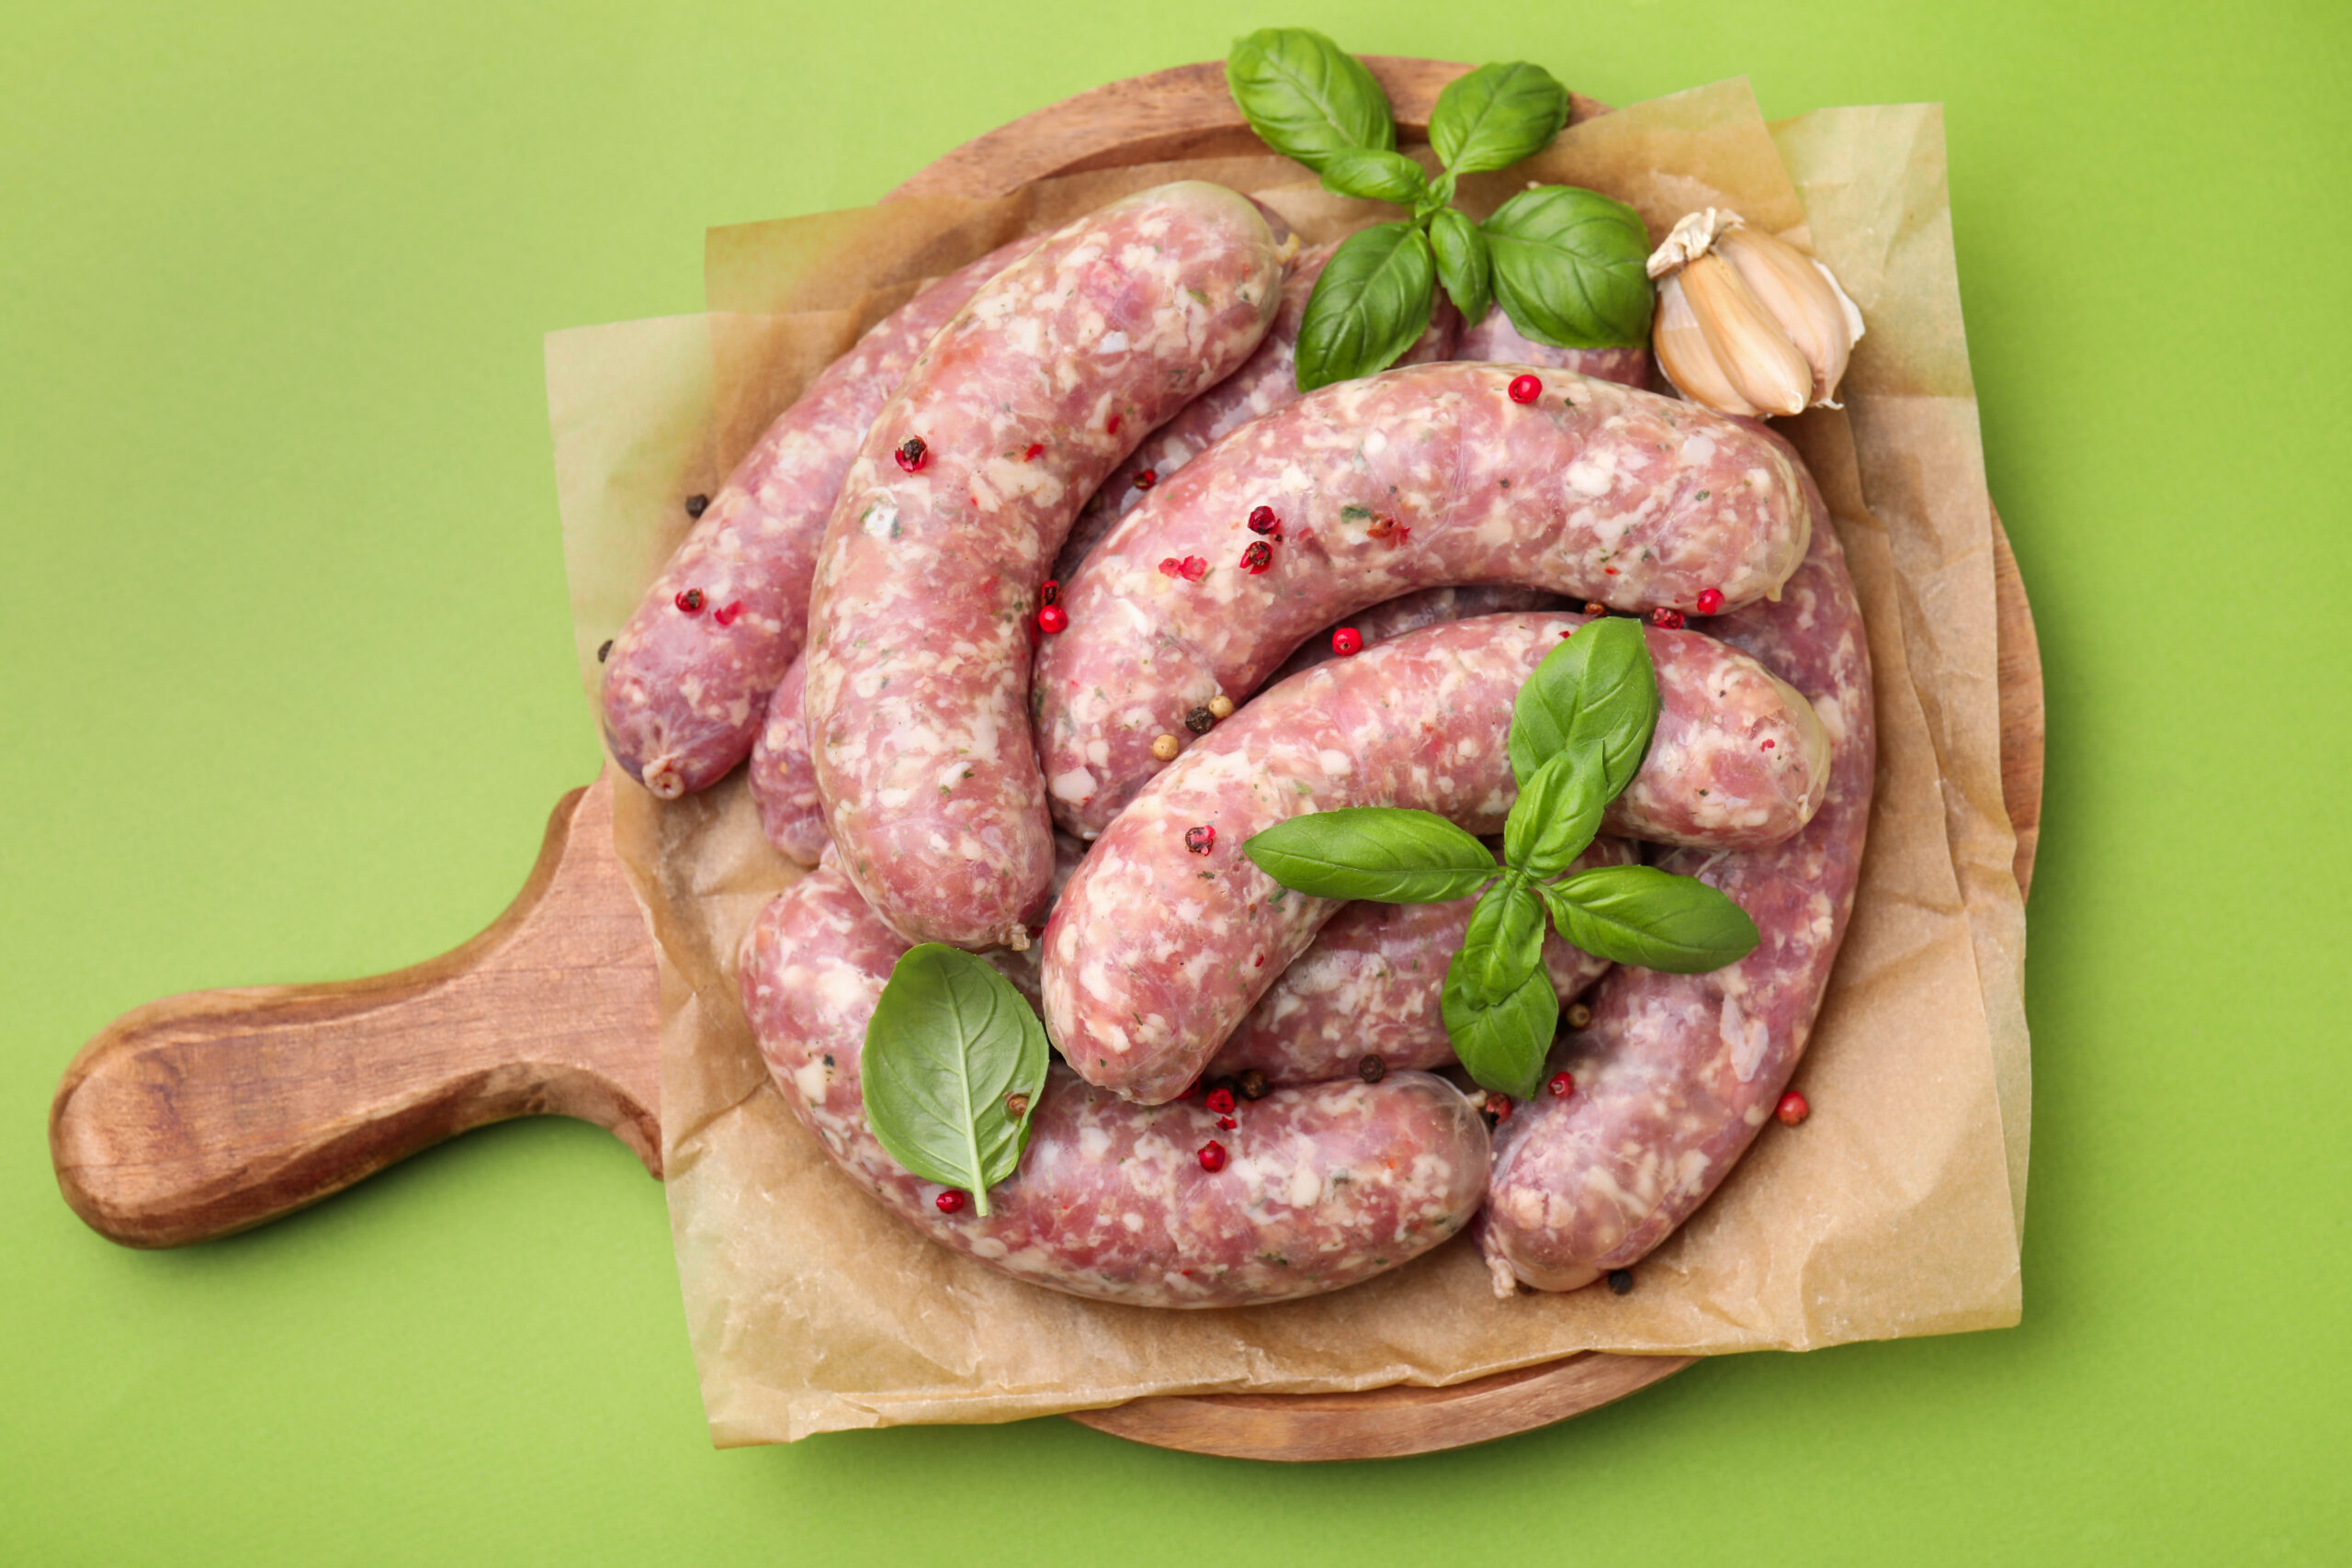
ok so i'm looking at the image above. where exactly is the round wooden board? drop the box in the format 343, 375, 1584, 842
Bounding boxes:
896, 56, 2045, 1462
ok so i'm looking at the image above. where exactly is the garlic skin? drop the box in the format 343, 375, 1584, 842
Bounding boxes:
1646, 209, 1863, 416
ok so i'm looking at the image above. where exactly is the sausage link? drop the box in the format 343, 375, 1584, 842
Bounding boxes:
805, 182, 1285, 949
738, 864, 1490, 1308
1477, 478, 1873, 1292
601, 235, 1040, 799
1054, 240, 1459, 578
1034, 362, 1813, 836
1041, 610, 1833, 1105
1204, 836, 1633, 1086
1453, 305, 1653, 389
749, 655, 828, 865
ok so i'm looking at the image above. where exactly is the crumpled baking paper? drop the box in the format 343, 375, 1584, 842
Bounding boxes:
544, 77, 2030, 1444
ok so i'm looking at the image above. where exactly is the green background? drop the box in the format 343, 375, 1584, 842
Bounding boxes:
6, 1, 2346, 1561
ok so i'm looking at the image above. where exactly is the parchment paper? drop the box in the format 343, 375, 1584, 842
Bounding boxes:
545, 79, 2029, 1445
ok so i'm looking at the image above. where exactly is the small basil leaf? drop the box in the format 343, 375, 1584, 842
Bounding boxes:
1501, 747, 1607, 878
1550, 864, 1761, 974
1428, 208, 1494, 332
1449, 876, 1547, 1008
1429, 61, 1569, 175
1318, 148, 1430, 206
1416, 169, 1458, 222
1509, 615, 1659, 794
1226, 28, 1395, 174
1242, 807, 1496, 903
1482, 185, 1654, 349
1295, 221, 1436, 390
863, 944, 1050, 1217
1443, 955, 1557, 1102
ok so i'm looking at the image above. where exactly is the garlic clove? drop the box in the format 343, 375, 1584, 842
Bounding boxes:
1715, 225, 1864, 407
1678, 253, 1814, 417
1651, 271, 1762, 417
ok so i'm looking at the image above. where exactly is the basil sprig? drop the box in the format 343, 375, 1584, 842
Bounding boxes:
862, 944, 1049, 1216
1225, 31, 1653, 388
1243, 617, 1761, 1100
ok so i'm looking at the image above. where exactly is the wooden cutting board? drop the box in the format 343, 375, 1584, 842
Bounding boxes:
47, 58, 2042, 1462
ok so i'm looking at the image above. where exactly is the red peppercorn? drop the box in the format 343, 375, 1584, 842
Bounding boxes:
1197, 1140, 1228, 1172
1508, 374, 1544, 404
713, 600, 744, 628
1650, 606, 1687, 629
895, 436, 928, 473
1037, 604, 1069, 635
1695, 587, 1725, 615
1180, 555, 1209, 582
1159, 557, 1182, 577
1761, 738, 1776, 750
1184, 824, 1216, 854
1239, 539, 1273, 575
1134, 469, 1157, 491
1248, 505, 1281, 536
1217, 1115, 1237, 1131
935, 1189, 967, 1213
1330, 626, 1363, 657
1023, 442, 1045, 461
1204, 1087, 1237, 1115
1038, 579, 1060, 606
1777, 1090, 1810, 1126
1548, 1071, 1576, 1100
1486, 1093, 1514, 1122
674, 588, 707, 615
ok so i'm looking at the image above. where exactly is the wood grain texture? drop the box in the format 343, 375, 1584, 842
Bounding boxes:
48, 54, 2041, 1458
890, 57, 1608, 200
49, 777, 662, 1247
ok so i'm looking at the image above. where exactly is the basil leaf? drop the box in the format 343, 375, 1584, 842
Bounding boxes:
1509, 615, 1659, 794
1226, 28, 1395, 174
1447, 876, 1547, 1008
863, 944, 1049, 1217
1428, 207, 1494, 332
1501, 747, 1606, 878
1548, 864, 1761, 974
1318, 148, 1429, 206
1442, 926, 1557, 1101
1429, 62, 1569, 175
1243, 807, 1495, 903
1482, 185, 1655, 349
1295, 221, 1436, 390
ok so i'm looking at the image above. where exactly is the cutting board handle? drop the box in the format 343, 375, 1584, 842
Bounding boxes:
48, 778, 663, 1247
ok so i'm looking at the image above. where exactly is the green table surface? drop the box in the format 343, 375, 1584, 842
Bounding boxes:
7, 2, 2348, 1562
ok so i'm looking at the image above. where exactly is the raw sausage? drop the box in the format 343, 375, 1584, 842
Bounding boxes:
1203, 836, 1632, 1086
737, 864, 1490, 1308
1054, 239, 1458, 578
749, 656, 828, 865
804, 182, 1286, 948
1477, 478, 1873, 1292
601, 235, 1040, 799
1041, 609, 1834, 1105
1453, 305, 1652, 389
1033, 362, 1813, 836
